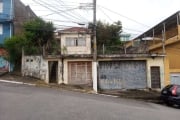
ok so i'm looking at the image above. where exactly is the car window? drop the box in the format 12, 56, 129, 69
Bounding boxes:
164, 85, 173, 90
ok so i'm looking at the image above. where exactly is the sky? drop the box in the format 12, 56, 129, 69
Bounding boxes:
21, 0, 180, 37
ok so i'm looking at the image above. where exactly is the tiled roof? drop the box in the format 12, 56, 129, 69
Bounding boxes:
59, 27, 91, 33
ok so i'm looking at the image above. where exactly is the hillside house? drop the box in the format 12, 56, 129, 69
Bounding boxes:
127, 11, 180, 86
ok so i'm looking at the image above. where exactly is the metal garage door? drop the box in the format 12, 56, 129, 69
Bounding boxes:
98, 61, 147, 89
170, 73, 180, 85
68, 62, 92, 85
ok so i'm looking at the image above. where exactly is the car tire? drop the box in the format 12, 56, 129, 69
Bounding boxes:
165, 101, 173, 106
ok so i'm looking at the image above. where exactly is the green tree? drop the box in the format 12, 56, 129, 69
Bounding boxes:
4, 17, 55, 68
4, 36, 26, 68
89, 20, 122, 52
23, 17, 55, 54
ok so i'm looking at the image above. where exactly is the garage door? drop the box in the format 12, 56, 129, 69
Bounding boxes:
170, 73, 180, 85
68, 62, 92, 85
98, 61, 147, 89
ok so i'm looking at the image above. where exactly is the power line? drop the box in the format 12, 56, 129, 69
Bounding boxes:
98, 6, 144, 33
99, 5, 150, 28
32, 0, 86, 23
56, 0, 90, 22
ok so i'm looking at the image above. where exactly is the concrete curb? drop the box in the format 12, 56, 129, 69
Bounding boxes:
0, 79, 36, 86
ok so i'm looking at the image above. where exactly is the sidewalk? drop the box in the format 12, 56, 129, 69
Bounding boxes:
0, 71, 93, 93
0, 71, 161, 104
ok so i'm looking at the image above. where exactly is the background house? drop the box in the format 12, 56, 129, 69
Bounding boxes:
0, 0, 36, 72
129, 11, 180, 86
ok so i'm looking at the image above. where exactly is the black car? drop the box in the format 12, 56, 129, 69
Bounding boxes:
161, 84, 180, 106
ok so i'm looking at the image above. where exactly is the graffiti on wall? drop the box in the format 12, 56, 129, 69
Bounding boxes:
0, 57, 9, 72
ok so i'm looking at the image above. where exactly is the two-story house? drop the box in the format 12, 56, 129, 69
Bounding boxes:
127, 11, 180, 86
57, 27, 92, 85
22, 27, 93, 86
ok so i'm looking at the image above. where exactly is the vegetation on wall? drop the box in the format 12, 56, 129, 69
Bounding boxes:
4, 17, 56, 68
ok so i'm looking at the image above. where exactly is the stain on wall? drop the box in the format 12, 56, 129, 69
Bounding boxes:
22, 56, 48, 81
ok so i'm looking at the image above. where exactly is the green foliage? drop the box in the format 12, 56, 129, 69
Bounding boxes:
23, 17, 55, 53
89, 20, 122, 52
4, 36, 26, 65
4, 17, 55, 68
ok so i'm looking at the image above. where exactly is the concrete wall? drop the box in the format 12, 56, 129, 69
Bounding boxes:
146, 57, 165, 89
60, 33, 91, 55
22, 55, 63, 84
22, 56, 48, 83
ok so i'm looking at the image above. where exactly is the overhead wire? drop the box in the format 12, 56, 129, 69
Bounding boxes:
32, 0, 85, 23
98, 6, 144, 33
98, 5, 150, 28
56, 0, 90, 22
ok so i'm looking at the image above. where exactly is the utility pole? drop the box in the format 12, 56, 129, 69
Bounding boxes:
93, 0, 97, 61
92, 0, 97, 92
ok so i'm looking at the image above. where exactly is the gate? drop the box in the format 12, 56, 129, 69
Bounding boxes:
98, 61, 147, 89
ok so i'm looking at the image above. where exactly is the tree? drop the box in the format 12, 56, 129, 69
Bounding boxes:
89, 20, 122, 52
4, 36, 26, 68
23, 17, 55, 54
4, 17, 55, 68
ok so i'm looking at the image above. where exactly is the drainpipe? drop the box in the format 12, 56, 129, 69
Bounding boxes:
162, 23, 166, 54
61, 57, 64, 84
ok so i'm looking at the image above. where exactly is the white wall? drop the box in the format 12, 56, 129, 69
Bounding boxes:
60, 33, 91, 55
22, 56, 48, 83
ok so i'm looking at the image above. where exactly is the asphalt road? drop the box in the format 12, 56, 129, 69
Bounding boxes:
0, 82, 180, 120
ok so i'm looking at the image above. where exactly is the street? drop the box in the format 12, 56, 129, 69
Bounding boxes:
0, 82, 179, 120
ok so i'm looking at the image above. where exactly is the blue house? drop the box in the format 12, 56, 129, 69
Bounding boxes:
0, 0, 13, 44
0, 0, 36, 72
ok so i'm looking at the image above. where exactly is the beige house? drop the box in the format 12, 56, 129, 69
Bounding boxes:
22, 27, 93, 86
57, 27, 93, 86
22, 27, 165, 91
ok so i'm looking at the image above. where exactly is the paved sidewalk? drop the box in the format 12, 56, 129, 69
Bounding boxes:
0, 72, 161, 104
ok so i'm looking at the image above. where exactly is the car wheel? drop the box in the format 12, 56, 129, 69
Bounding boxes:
165, 101, 173, 106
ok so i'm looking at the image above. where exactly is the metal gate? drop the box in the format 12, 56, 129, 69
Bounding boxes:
98, 61, 147, 89
68, 61, 92, 85
151, 66, 161, 88
170, 73, 180, 85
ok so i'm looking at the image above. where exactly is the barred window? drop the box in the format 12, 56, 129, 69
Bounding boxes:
65, 37, 86, 46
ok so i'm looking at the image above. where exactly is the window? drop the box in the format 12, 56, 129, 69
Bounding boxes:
0, 24, 3, 35
65, 37, 86, 46
0, 0, 3, 13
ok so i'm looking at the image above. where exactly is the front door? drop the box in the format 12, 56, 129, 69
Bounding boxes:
151, 66, 161, 88
49, 61, 58, 83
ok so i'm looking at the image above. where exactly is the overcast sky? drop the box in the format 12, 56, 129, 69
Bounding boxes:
21, 0, 180, 36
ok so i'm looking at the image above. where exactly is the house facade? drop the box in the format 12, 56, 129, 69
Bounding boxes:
0, 0, 13, 44
0, 0, 36, 72
22, 27, 93, 86
128, 11, 180, 86
22, 26, 165, 91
